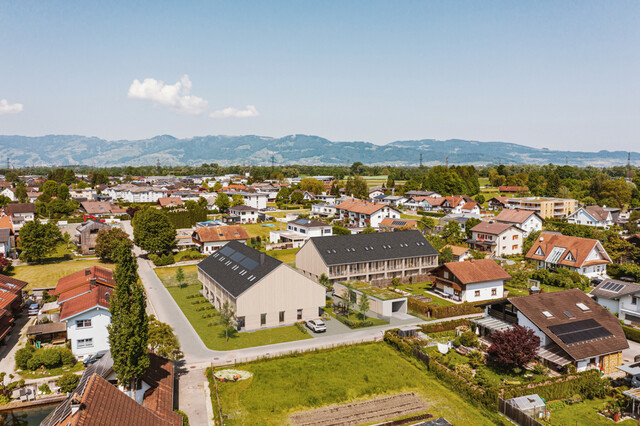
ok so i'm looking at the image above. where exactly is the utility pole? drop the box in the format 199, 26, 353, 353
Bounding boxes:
445, 155, 449, 169
419, 153, 423, 168
271, 156, 275, 169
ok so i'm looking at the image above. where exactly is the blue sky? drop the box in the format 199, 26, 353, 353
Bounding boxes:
1, 1, 638, 151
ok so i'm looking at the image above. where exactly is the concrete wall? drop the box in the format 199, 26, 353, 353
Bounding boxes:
66, 307, 111, 359
295, 241, 328, 281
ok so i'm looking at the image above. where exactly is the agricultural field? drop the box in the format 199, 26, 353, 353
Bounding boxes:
11, 259, 117, 290
210, 343, 503, 425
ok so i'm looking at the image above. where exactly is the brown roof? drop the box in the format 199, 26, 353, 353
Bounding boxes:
336, 199, 390, 215
193, 225, 250, 243
142, 353, 183, 425
439, 259, 511, 285
444, 196, 464, 208
67, 374, 177, 426
461, 201, 479, 211
494, 209, 539, 225
412, 196, 446, 205
470, 221, 516, 235
583, 206, 611, 222
81, 201, 126, 215
443, 245, 470, 257
54, 266, 115, 296
525, 231, 611, 268
499, 186, 529, 192
0, 216, 13, 232
59, 286, 113, 320
157, 197, 184, 207
4, 203, 36, 214
508, 288, 628, 360
0, 274, 28, 292
488, 197, 510, 205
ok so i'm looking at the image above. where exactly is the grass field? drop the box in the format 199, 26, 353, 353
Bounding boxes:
11, 259, 117, 290
156, 277, 312, 350
19, 361, 84, 379
548, 398, 635, 426
269, 209, 309, 218
265, 248, 299, 264
239, 222, 280, 239
504, 283, 569, 297
154, 265, 199, 287
397, 283, 455, 306
400, 213, 422, 220
212, 343, 503, 425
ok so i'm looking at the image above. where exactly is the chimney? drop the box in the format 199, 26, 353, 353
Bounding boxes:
85, 269, 91, 276
260, 253, 265, 265
70, 393, 82, 414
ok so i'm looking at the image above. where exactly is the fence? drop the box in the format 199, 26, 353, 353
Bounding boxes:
498, 397, 544, 426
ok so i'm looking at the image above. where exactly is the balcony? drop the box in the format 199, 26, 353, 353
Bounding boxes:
620, 303, 640, 314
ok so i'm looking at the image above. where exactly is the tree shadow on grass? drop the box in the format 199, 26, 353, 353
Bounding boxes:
217, 326, 240, 340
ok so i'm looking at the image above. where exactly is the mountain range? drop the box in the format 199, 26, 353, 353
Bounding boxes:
0, 134, 637, 168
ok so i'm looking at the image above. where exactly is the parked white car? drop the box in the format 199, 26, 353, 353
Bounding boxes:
305, 319, 326, 333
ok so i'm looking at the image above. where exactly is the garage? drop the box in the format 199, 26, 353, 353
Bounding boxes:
334, 281, 408, 319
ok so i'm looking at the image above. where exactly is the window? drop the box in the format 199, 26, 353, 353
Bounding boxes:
491, 288, 497, 296
297, 309, 303, 320
279, 311, 285, 323
77, 338, 93, 349
474, 290, 480, 297
512, 235, 518, 240
76, 319, 92, 328
512, 245, 518, 250
237, 316, 245, 328
260, 313, 266, 326
633, 297, 638, 306
542, 311, 553, 318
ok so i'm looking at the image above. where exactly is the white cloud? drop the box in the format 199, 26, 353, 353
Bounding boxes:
0, 99, 23, 115
210, 105, 259, 119
127, 74, 208, 115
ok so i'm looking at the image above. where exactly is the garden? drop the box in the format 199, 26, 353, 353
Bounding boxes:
208, 343, 504, 425
9, 259, 116, 290
14, 345, 84, 379
154, 268, 313, 350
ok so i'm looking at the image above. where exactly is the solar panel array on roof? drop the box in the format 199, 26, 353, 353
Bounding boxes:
391, 220, 406, 226
218, 245, 234, 257
549, 318, 613, 345
600, 281, 625, 293
240, 257, 259, 271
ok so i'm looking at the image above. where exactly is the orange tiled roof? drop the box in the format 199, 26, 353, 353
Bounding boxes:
525, 231, 612, 268
440, 258, 511, 285
53, 267, 115, 296
0, 274, 28, 293
0, 216, 14, 232
336, 199, 389, 215
157, 197, 184, 207
193, 225, 250, 243
59, 286, 113, 320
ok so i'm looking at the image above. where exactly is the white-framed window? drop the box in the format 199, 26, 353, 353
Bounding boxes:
77, 338, 94, 349
76, 319, 92, 328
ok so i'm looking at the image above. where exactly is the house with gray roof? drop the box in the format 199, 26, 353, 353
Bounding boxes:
295, 230, 438, 284
197, 241, 325, 331
590, 278, 640, 324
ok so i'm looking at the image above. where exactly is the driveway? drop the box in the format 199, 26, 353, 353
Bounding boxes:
623, 339, 640, 363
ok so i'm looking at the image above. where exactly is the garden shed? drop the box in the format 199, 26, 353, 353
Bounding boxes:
508, 394, 546, 418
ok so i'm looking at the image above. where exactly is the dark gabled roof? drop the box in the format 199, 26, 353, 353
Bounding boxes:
0, 228, 11, 241
76, 221, 111, 232
590, 278, 640, 300
308, 230, 437, 266
229, 205, 259, 212
288, 218, 329, 228
508, 288, 628, 361
197, 240, 282, 298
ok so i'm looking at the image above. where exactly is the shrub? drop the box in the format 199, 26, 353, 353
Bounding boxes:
474, 367, 491, 386
454, 363, 474, 381
58, 373, 80, 393
15, 347, 34, 370
532, 363, 548, 375
487, 325, 540, 370
294, 322, 308, 334
459, 331, 479, 348
468, 350, 484, 369
41, 348, 62, 369
622, 325, 640, 343
59, 348, 76, 366
421, 319, 471, 334
175, 249, 206, 262
27, 353, 44, 371
174, 409, 190, 426
38, 383, 52, 395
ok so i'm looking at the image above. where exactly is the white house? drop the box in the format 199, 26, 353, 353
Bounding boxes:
567, 206, 615, 228
315, 194, 337, 204
0, 188, 15, 202
591, 279, 640, 324
460, 201, 481, 215
104, 184, 167, 203
269, 218, 333, 246
442, 196, 466, 214
2, 203, 36, 231
0, 229, 11, 255
59, 286, 113, 359
525, 231, 611, 279
192, 225, 250, 253
432, 258, 510, 303
404, 196, 446, 211
311, 203, 337, 217
494, 209, 543, 237
226, 205, 261, 223
335, 199, 401, 228
240, 192, 268, 210
467, 221, 525, 256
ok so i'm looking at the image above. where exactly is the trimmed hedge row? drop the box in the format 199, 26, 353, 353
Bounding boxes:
417, 211, 446, 218
408, 298, 482, 319
420, 318, 471, 334
622, 324, 640, 343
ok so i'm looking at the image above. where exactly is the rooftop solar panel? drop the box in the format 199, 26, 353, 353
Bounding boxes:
240, 257, 259, 271
219, 246, 235, 257
230, 252, 246, 263
549, 318, 612, 345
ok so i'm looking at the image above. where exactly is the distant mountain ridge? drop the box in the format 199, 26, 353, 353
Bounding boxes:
0, 134, 637, 167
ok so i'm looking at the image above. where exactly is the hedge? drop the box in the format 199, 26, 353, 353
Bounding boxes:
420, 319, 471, 334
166, 209, 207, 229
417, 211, 446, 218
502, 369, 608, 401
622, 325, 640, 343
408, 297, 482, 319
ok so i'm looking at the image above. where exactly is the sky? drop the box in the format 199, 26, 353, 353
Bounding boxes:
0, 1, 639, 151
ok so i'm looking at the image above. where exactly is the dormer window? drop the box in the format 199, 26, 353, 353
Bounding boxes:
535, 247, 544, 256
565, 251, 575, 262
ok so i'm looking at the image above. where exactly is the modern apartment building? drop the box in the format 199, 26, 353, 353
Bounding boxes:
507, 197, 576, 219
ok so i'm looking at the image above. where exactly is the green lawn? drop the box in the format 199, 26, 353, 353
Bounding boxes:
325, 307, 388, 328
154, 265, 199, 287
268, 209, 309, 218
160, 282, 312, 350
547, 398, 636, 426
10, 260, 117, 290
18, 362, 84, 379
504, 283, 569, 297
400, 213, 422, 220
265, 248, 299, 264
239, 222, 281, 239
397, 283, 455, 307
211, 343, 503, 425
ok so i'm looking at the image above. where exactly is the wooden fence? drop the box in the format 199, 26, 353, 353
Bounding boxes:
498, 397, 544, 426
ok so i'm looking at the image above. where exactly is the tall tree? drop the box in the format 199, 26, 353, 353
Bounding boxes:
215, 193, 231, 212
147, 315, 184, 361
231, 193, 244, 207
108, 243, 149, 394
318, 273, 331, 291
345, 176, 368, 199
133, 208, 176, 254
487, 325, 540, 370
299, 178, 324, 195
19, 220, 64, 263
95, 228, 132, 262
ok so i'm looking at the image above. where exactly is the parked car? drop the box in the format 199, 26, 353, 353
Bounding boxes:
27, 304, 39, 316
83, 350, 108, 367
305, 319, 326, 333
632, 374, 640, 388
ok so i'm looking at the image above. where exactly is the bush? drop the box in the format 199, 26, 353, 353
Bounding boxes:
174, 409, 190, 426
38, 383, 51, 395
468, 350, 484, 368
41, 348, 62, 369
409, 298, 482, 319
421, 319, 471, 334
59, 348, 76, 366
532, 363, 548, 375
175, 249, 206, 262
27, 353, 44, 371
15, 347, 34, 370
294, 322, 308, 335
150, 253, 175, 266
58, 373, 80, 393
454, 363, 474, 381
622, 325, 640, 343
459, 331, 479, 348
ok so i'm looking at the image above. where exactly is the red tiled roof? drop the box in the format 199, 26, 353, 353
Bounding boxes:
157, 197, 184, 207
471, 221, 515, 235
59, 286, 113, 320
494, 209, 538, 225
4, 203, 36, 214
461, 201, 478, 211
379, 218, 418, 228
0, 289, 19, 311
336, 199, 389, 215
0, 274, 28, 292
57, 283, 110, 303
525, 231, 612, 268
54, 267, 115, 296
444, 196, 464, 208
68, 374, 177, 426
438, 259, 511, 285
192, 225, 250, 243
142, 353, 183, 425
0, 216, 14, 232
